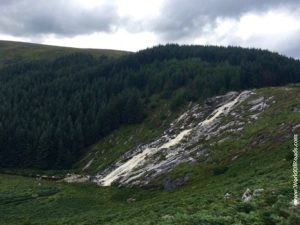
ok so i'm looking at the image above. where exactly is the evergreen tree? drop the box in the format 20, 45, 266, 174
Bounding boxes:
0, 45, 299, 169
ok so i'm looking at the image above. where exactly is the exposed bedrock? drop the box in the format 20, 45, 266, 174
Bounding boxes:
95, 90, 273, 187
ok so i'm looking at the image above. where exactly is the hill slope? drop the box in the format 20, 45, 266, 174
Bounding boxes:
0, 42, 300, 170
74, 85, 299, 189
0, 40, 130, 67
0, 85, 299, 225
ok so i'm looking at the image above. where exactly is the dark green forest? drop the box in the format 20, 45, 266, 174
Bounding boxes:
1, 44, 299, 169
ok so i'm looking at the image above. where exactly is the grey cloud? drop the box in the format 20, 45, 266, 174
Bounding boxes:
154, 0, 300, 41
0, 0, 299, 59
0, 0, 119, 36
283, 45, 300, 59
278, 30, 300, 59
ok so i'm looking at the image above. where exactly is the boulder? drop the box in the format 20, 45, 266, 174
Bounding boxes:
242, 188, 252, 202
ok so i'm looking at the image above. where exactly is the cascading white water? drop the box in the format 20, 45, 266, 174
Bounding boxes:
98, 91, 251, 186
98, 129, 192, 186
199, 91, 249, 127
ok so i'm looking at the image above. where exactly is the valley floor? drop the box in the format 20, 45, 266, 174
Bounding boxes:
0, 144, 298, 225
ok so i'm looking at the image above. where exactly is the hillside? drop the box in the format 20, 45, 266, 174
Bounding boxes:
0, 85, 299, 225
0, 41, 300, 224
0, 40, 130, 67
0, 42, 300, 170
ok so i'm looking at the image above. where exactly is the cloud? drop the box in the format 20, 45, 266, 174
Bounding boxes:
186, 9, 300, 58
138, 0, 300, 58
153, 0, 300, 41
278, 29, 300, 58
42, 29, 158, 52
0, 0, 119, 37
0, 0, 299, 58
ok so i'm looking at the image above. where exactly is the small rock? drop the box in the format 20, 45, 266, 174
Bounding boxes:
249, 102, 267, 112
127, 198, 136, 203
253, 188, 264, 197
162, 214, 174, 220
290, 199, 300, 209
242, 188, 252, 202
248, 97, 264, 106
231, 155, 238, 161
224, 193, 231, 200
31, 193, 39, 198
63, 174, 90, 183
293, 107, 300, 113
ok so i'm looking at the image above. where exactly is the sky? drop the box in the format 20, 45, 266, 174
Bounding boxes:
0, 0, 300, 58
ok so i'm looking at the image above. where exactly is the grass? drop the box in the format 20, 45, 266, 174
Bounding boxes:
0, 86, 299, 224
0, 142, 298, 225
0, 40, 130, 67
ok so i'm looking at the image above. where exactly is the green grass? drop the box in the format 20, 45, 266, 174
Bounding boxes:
1, 86, 299, 224
0, 142, 298, 225
0, 40, 130, 67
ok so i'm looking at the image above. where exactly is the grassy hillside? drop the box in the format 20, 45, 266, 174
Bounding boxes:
0, 40, 130, 67
1, 85, 299, 225
1, 43, 300, 170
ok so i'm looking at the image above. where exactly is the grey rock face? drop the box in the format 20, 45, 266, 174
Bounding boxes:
95, 90, 272, 187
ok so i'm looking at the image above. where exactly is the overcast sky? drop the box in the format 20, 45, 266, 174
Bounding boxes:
1, 0, 300, 58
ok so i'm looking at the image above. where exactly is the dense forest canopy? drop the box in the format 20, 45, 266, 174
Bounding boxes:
0, 44, 299, 169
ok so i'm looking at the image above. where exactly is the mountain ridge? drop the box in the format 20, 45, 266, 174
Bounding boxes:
0, 40, 130, 67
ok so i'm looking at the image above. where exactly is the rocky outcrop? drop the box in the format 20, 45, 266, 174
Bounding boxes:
95, 90, 273, 187
63, 174, 91, 183
36, 175, 62, 181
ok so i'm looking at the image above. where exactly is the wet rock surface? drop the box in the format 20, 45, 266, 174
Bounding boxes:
95, 90, 274, 187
